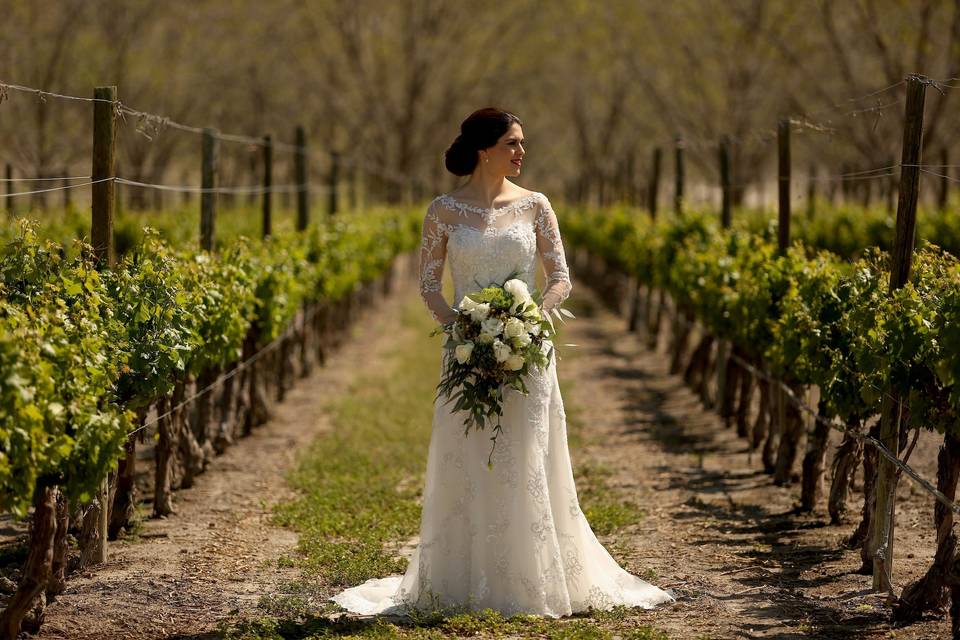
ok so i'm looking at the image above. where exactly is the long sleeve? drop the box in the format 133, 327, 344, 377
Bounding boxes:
419, 202, 456, 324
534, 195, 572, 312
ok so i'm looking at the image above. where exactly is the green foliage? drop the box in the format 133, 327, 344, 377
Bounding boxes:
0, 207, 422, 518
561, 205, 960, 437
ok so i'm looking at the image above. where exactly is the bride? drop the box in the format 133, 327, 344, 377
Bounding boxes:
331, 107, 674, 618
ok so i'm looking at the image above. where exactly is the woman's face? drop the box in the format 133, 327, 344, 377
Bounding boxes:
480, 123, 525, 177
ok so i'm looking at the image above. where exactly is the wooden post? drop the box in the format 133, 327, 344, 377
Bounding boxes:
624, 149, 636, 206
262, 134, 272, 238
648, 147, 661, 220
674, 136, 685, 214
91, 85, 117, 270
719, 136, 732, 229
938, 147, 949, 212
5, 164, 12, 217
806, 163, 816, 219
200, 128, 218, 252
778, 119, 791, 253
328, 151, 340, 216
872, 74, 927, 593
295, 126, 309, 231
62, 167, 72, 210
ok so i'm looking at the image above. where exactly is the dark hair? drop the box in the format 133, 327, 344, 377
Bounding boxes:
444, 107, 523, 176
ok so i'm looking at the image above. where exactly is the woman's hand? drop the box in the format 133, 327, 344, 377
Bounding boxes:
440, 308, 459, 325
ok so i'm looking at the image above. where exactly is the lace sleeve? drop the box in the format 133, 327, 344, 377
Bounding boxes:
419, 201, 456, 324
534, 194, 572, 313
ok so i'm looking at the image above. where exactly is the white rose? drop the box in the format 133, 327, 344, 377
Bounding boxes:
468, 302, 490, 322
503, 278, 531, 301
480, 317, 504, 337
455, 341, 474, 364
459, 296, 478, 312
505, 354, 525, 371
476, 332, 494, 345
525, 320, 541, 336
513, 331, 532, 347
492, 339, 512, 363
503, 317, 526, 339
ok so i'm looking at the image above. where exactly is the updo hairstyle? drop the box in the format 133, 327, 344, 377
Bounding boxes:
444, 107, 523, 177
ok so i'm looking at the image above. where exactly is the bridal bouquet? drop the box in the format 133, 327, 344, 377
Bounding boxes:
430, 276, 574, 467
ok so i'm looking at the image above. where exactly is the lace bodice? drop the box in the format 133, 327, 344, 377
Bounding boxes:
418, 191, 573, 324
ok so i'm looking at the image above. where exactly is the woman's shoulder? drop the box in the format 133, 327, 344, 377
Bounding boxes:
432, 187, 545, 207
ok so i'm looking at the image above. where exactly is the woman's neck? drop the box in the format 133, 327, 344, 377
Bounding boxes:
457, 174, 514, 206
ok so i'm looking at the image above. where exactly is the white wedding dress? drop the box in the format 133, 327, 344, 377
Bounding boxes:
331, 191, 674, 617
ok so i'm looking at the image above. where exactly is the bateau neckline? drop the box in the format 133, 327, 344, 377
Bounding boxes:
439, 191, 540, 213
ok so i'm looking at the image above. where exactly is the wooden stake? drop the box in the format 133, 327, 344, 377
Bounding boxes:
91, 86, 117, 269
5, 164, 12, 217
674, 136, 684, 214
719, 136, 731, 228
649, 147, 661, 220
262, 134, 272, 238
873, 73, 927, 593
777, 119, 790, 253
295, 126, 309, 230
201, 128, 218, 252
329, 151, 340, 216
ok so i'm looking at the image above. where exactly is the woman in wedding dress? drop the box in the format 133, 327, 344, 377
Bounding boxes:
331, 107, 674, 618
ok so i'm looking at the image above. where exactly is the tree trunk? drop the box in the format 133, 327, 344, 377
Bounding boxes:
828, 419, 864, 524
77, 475, 110, 569
215, 361, 239, 454
800, 400, 832, 512
851, 422, 883, 574
47, 490, 69, 598
627, 280, 643, 333
299, 304, 314, 378
751, 376, 770, 451
719, 354, 741, 430
154, 389, 181, 517
762, 380, 781, 473
109, 406, 147, 538
646, 289, 664, 350
245, 331, 271, 434
734, 362, 754, 439
178, 379, 208, 491
668, 308, 692, 374
773, 383, 805, 485
683, 334, 714, 390
0, 485, 58, 640
895, 432, 960, 622
277, 333, 291, 402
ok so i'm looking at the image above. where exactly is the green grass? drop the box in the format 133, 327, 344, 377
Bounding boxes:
219, 608, 669, 639
218, 289, 668, 638
270, 297, 437, 586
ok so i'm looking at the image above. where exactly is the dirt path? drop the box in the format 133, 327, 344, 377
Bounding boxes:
559, 282, 949, 639
36, 257, 420, 640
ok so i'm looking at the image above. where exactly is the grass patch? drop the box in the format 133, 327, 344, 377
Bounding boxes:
218, 607, 669, 639
270, 297, 438, 586
575, 463, 646, 536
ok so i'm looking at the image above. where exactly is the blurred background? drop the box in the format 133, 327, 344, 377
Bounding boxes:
3, 0, 959, 217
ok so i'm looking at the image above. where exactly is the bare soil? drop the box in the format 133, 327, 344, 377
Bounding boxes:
559, 284, 949, 639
